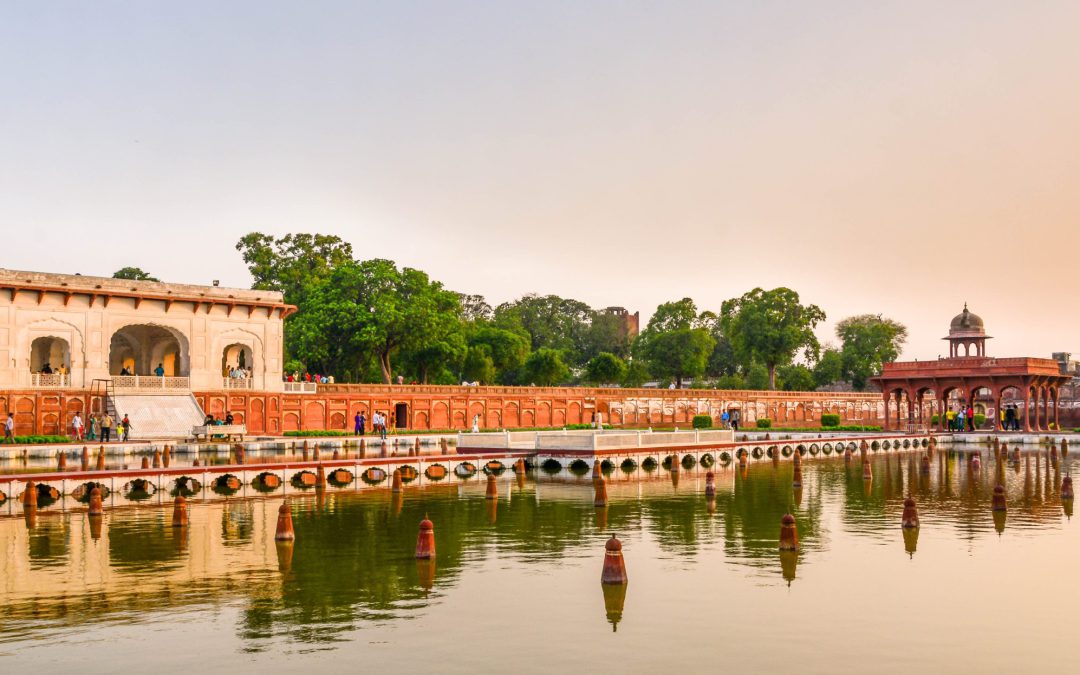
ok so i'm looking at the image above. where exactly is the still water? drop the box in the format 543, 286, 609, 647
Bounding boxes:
1, 446, 1075, 674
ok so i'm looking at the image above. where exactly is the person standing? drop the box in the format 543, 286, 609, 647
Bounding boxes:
101, 412, 113, 442
121, 414, 132, 442
731, 409, 740, 431
354, 411, 364, 435
4, 412, 14, 443
965, 404, 975, 432
721, 410, 730, 429
154, 363, 165, 377
72, 412, 84, 441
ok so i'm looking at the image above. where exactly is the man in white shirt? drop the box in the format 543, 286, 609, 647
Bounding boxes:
4, 413, 14, 443
72, 413, 84, 441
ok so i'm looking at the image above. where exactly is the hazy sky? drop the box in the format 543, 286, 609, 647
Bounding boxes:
3, 1, 1079, 361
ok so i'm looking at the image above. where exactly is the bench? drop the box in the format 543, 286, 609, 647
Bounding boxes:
191, 424, 247, 442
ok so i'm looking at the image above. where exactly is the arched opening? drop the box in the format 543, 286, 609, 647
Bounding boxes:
109, 325, 190, 377
30, 336, 71, 384
221, 343, 253, 376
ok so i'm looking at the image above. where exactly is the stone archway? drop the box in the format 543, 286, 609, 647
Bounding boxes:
109, 324, 190, 376
30, 336, 70, 374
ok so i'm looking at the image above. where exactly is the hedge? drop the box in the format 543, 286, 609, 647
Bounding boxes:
755, 418, 772, 429
762, 425, 882, 433
4, 435, 73, 445
692, 414, 713, 429
820, 414, 840, 427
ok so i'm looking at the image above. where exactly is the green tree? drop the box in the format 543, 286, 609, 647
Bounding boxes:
813, 347, 844, 388
494, 294, 594, 362
778, 364, 815, 391
719, 287, 825, 390
582, 311, 631, 360
836, 314, 908, 390
291, 259, 461, 383
461, 345, 496, 384
746, 362, 770, 390
236, 232, 354, 305
635, 298, 716, 388
457, 294, 493, 322
468, 325, 530, 379
522, 348, 570, 386
585, 352, 627, 385
112, 267, 159, 282
715, 373, 747, 390
621, 359, 650, 388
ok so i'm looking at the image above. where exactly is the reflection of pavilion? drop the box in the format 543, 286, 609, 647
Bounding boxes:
873, 306, 1071, 432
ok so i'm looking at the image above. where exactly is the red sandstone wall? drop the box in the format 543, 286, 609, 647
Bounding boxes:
0, 385, 903, 437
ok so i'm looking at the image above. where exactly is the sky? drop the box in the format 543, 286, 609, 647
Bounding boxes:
2, 1, 1079, 361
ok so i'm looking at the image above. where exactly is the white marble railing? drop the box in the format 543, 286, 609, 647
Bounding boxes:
284, 382, 318, 393
222, 378, 253, 390
111, 375, 191, 391
30, 373, 71, 388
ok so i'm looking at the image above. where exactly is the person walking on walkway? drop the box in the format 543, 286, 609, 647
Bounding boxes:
966, 404, 975, 432
354, 411, 364, 436
121, 414, 132, 442
87, 415, 97, 441
72, 413, 84, 441
101, 413, 113, 442
4, 413, 14, 443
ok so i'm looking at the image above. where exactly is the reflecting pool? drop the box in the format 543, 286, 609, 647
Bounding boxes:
0, 445, 1075, 673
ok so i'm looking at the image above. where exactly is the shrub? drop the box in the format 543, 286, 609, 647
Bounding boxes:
974, 414, 986, 427
692, 414, 713, 429
10, 435, 72, 445
931, 414, 940, 425
820, 414, 840, 427
755, 418, 772, 429
284, 430, 352, 437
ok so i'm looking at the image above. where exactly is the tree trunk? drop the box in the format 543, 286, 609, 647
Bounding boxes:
676, 375, 683, 389
768, 364, 776, 390
379, 351, 392, 384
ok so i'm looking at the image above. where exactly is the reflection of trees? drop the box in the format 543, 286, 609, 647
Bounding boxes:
109, 515, 185, 571
28, 520, 69, 568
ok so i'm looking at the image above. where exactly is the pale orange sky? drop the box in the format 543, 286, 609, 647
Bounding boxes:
2, 2, 1079, 360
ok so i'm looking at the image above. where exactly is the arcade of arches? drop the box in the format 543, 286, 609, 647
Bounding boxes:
109, 325, 189, 377
873, 306, 1072, 432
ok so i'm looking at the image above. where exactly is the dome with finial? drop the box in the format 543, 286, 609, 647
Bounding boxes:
948, 303, 985, 336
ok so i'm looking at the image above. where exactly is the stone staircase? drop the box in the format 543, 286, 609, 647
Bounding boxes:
109, 394, 206, 440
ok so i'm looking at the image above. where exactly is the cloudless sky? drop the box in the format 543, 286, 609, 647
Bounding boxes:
2, 1, 1079, 360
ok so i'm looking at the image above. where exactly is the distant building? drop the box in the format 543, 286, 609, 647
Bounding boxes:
603, 307, 639, 340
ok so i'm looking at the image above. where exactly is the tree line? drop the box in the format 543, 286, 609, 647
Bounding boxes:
179, 232, 909, 390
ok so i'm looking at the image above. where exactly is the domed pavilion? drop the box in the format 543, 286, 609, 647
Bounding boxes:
872, 306, 1070, 432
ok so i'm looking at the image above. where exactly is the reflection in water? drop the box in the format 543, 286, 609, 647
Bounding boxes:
0, 447, 1075, 671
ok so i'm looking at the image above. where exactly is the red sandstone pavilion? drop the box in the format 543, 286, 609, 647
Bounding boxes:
873, 305, 1071, 432
0, 268, 889, 439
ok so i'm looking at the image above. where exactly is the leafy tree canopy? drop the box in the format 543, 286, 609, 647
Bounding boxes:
112, 267, 159, 282
236, 232, 354, 306
720, 287, 825, 390
585, 352, 627, 385
494, 294, 594, 362
836, 314, 908, 390
522, 348, 570, 386
813, 347, 845, 389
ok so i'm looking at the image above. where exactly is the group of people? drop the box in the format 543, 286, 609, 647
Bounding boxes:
720, 408, 741, 431
1000, 404, 1022, 431
285, 371, 335, 384
70, 412, 131, 442
36, 362, 69, 376
225, 365, 253, 379
204, 412, 236, 426
944, 404, 977, 432
353, 410, 389, 439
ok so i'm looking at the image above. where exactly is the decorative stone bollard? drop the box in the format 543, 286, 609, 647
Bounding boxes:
333, 449, 340, 460
96, 447, 106, 471
141, 457, 150, 469
193, 457, 201, 467
793, 449, 801, 468
779, 513, 799, 551
901, 496, 919, 528
601, 535, 628, 585
485, 472, 498, 500
391, 469, 403, 493
415, 518, 436, 559
594, 477, 608, 507
57, 452, 67, 471
593, 460, 603, 482
81, 446, 89, 470
414, 438, 421, 455
704, 471, 716, 497
163, 446, 171, 468
275, 501, 295, 541
515, 458, 526, 474
670, 455, 681, 473
22, 480, 36, 506
792, 465, 803, 488
359, 438, 367, 458
316, 464, 326, 487
151, 449, 161, 468
439, 438, 448, 454
1062, 475, 1074, 500
88, 486, 104, 516
862, 457, 873, 480
991, 484, 1007, 511
1062, 438, 1069, 457
172, 496, 189, 528
312, 445, 320, 461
